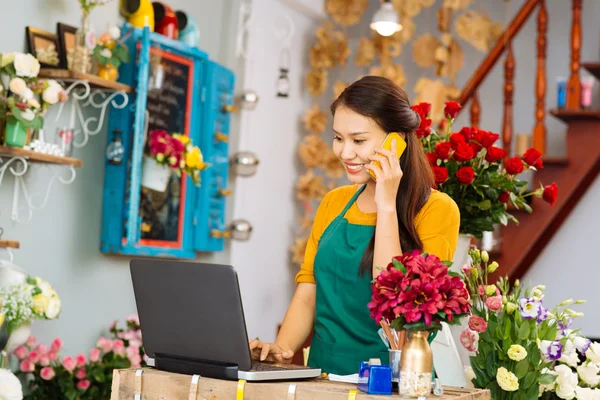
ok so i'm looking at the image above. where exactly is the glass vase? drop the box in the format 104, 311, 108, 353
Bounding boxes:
71, 11, 93, 73
399, 330, 433, 397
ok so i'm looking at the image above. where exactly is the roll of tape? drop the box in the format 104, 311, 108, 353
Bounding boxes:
236, 379, 246, 400
348, 389, 357, 400
134, 369, 143, 400
287, 383, 297, 400
188, 374, 201, 400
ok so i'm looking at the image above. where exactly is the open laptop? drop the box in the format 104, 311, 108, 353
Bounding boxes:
129, 258, 321, 381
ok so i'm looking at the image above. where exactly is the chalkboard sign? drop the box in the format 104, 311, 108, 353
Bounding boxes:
137, 47, 194, 246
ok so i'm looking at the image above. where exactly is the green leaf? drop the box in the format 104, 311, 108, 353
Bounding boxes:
65, 388, 76, 400
518, 322, 531, 340
521, 369, 537, 389
392, 258, 407, 273
515, 359, 529, 379
539, 373, 557, 385
31, 287, 42, 296
485, 354, 496, 377
498, 212, 508, 226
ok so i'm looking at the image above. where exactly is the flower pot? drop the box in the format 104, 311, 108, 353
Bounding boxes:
5, 323, 31, 352
399, 331, 433, 397
71, 12, 93, 73
141, 156, 172, 192
98, 63, 119, 81
4, 119, 29, 147
452, 233, 473, 273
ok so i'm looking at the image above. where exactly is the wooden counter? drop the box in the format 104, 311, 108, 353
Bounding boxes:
111, 368, 491, 399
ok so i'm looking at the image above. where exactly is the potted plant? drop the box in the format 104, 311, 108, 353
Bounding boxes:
368, 250, 471, 396
92, 25, 130, 81
0, 52, 68, 147
142, 129, 209, 192
412, 101, 558, 269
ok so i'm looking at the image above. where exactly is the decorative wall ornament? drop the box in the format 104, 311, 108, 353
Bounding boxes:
369, 63, 407, 87
295, 170, 328, 201
325, 0, 368, 27
305, 68, 328, 97
454, 10, 503, 52
298, 135, 329, 168
355, 38, 376, 67
302, 104, 328, 134
412, 33, 440, 67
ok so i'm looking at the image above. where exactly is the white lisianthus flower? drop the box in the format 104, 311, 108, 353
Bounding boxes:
13, 53, 40, 78
496, 367, 519, 392
587, 343, 600, 364
45, 295, 61, 319
28, 98, 40, 109
508, 345, 527, 361
1, 52, 15, 68
100, 48, 112, 58
109, 26, 121, 40
554, 364, 578, 399
577, 362, 600, 387
42, 80, 62, 105
9, 77, 27, 96
21, 88, 34, 101
21, 109, 35, 121
0, 368, 23, 400
574, 387, 600, 400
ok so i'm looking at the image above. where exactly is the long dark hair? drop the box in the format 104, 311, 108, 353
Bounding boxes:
331, 76, 435, 276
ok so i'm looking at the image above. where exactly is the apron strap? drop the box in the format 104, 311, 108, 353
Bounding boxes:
340, 185, 366, 216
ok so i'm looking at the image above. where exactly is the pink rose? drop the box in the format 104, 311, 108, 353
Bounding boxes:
113, 340, 126, 356
97, 337, 113, 353
460, 329, 479, 352
126, 345, 139, 359
109, 320, 118, 331
129, 354, 142, 368
51, 338, 63, 352
40, 356, 50, 367
76, 353, 87, 367
20, 359, 35, 372
76, 379, 90, 390
62, 356, 77, 372
35, 343, 48, 355
461, 264, 472, 275
40, 367, 56, 380
126, 315, 140, 325
26, 336, 37, 347
48, 351, 58, 361
129, 339, 143, 348
468, 315, 488, 333
75, 368, 86, 379
90, 348, 101, 363
28, 350, 40, 364
485, 295, 503, 312
13, 345, 28, 360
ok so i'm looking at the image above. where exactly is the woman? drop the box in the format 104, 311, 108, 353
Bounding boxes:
249, 76, 460, 375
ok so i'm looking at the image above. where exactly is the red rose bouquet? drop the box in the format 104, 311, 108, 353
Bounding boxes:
368, 250, 471, 332
412, 101, 559, 239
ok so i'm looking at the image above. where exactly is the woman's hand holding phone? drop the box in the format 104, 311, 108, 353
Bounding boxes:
364, 137, 404, 213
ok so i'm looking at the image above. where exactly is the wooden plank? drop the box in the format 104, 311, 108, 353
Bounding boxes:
549, 109, 600, 122
111, 368, 491, 400
0, 146, 83, 167
38, 68, 134, 93
582, 62, 600, 80
0, 239, 19, 249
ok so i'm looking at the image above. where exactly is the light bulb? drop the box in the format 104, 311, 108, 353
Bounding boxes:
370, 2, 402, 37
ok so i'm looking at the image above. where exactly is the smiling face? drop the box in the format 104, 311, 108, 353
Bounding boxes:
332, 106, 389, 184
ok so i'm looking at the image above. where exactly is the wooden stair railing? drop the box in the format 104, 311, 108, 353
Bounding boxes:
443, 0, 599, 280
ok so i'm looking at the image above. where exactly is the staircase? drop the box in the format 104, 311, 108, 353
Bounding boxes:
451, 0, 600, 281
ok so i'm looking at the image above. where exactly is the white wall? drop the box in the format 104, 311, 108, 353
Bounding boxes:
230, 0, 317, 342
0, 0, 243, 354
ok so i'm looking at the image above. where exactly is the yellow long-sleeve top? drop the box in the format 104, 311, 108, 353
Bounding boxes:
296, 185, 460, 284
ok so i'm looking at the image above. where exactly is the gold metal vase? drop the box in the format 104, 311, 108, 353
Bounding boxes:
399, 330, 433, 397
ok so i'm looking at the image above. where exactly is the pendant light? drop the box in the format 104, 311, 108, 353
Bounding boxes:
370, 0, 402, 37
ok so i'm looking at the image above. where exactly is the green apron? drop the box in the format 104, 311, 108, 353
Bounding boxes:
307, 184, 388, 375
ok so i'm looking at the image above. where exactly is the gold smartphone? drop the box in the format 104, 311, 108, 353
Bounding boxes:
367, 132, 407, 180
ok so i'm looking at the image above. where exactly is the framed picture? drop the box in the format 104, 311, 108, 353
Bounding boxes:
57, 23, 78, 70
26, 27, 61, 68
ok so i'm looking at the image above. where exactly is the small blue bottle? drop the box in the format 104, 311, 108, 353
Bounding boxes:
557, 77, 567, 109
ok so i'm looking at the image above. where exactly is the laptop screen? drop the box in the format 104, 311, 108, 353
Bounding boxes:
130, 259, 253, 371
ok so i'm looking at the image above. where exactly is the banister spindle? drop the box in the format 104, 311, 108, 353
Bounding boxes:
566, 0, 582, 109
502, 40, 515, 157
533, 0, 548, 154
470, 92, 481, 129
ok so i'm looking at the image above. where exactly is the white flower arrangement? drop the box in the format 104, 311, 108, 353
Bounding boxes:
0, 368, 23, 400
0, 276, 61, 334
